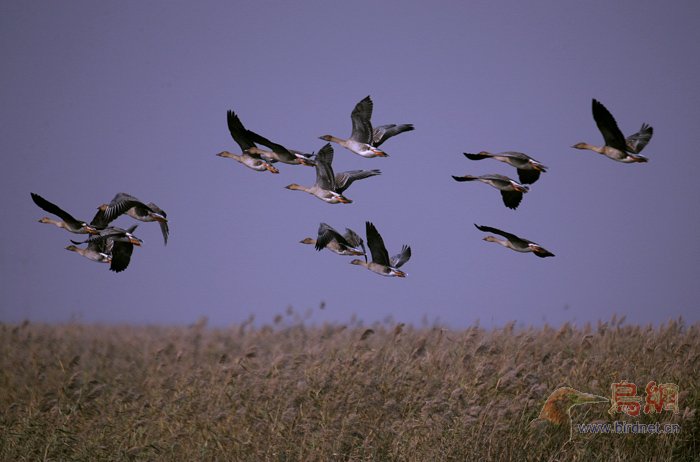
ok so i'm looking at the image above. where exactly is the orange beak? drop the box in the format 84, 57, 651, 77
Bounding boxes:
338, 196, 353, 204
373, 149, 389, 157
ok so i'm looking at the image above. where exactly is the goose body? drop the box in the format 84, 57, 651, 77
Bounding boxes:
351, 221, 411, 277
572, 99, 653, 163
463, 151, 547, 184
474, 224, 554, 258
320, 96, 413, 158
451, 174, 529, 210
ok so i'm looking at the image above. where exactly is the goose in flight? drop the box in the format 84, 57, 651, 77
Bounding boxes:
463, 151, 547, 184
351, 221, 411, 277
451, 174, 529, 210
320, 96, 414, 158
301, 223, 366, 256
572, 99, 653, 162
285, 144, 380, 204
31, 192, 99, 235
216, 110, 279, 173
69, 225, 142, 272
91, 193, 169, 245
474, 224, 554, 258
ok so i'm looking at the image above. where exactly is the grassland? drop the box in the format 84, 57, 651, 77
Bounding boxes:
1, 316, 698, 461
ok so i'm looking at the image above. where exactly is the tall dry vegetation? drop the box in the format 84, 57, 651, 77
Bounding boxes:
1, 316, 698, 461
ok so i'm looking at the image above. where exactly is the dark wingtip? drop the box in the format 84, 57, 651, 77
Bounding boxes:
463, 152, 487, 160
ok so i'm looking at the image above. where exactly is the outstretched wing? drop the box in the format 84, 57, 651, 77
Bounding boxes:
625, 123, 653, 154
451, 175, 479, 182
227, 110, 255, 151
390, 245, 411, 268
463, 152, 491, 160
474, 224, 521, 243
517, 169, 541, 185
592, 99, 627, 151
315, 223, 347, 251
365, 221, 390, 266
349, 96, 373, 143
371, 124, 414, 147
500, 191, 524, 210
109, 241, 134, 273
31, 193, 81, 226
147, 202, 169, 245
334, 169, 381, 194
314, 143, 336, 190
245, 129, 297, 162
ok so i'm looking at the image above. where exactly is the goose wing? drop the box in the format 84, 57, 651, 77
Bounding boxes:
315, 222, 349, 251
349, 96, 373, 143
625, 123, 653, 154
463, 152, 491, 160
474, 224, 522, 243
592, 99, 627, 151
365, 221, 390, 266
314, 143, 336, 190
31, 193, 82, 226
371, 124, 414, 147
103, 192, 149, 222
390, 245, 411, 268
343, 227, 364, 250
245, 129, 297, 163
109, 240, 134, 272
146, 202, 169, 245
334, 169, 381, 194
517, 169, 541, 185
227, 110, 256, 152
533, 247, 555, 258
500, 191, 524, 210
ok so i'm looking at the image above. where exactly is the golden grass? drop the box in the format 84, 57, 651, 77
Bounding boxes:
1, 316, 698, 461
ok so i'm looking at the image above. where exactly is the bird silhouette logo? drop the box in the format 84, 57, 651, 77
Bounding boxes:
531, 386, 609, 442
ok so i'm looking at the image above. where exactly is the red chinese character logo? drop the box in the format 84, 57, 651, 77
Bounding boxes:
609, 381, 642, 416
644, 381, 680, 415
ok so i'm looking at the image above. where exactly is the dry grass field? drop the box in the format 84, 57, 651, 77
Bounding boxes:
1, 315, 698, 461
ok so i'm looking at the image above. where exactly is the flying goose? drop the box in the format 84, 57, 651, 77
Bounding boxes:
301, 223, 366, 256
463, 151, 547, 184
572, 99, 653, 162
451, 174, 529, 210
31, 192, 99, 235
320, 96, 413, 158
474, 224, 554, 258
70, 225, 142, 272
91, 192, 169, 245
350, 221, 411, 277
244, 129, 315, 166
216, 110, 279, 173
285, 144, 380, 204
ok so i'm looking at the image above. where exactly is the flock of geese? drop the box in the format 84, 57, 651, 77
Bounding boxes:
30, 192, 168, 272
32, 96, 653, 276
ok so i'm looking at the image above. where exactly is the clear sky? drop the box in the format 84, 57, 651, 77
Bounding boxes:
1, 0, 699, 328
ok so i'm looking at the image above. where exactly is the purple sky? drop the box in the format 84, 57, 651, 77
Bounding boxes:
2, 1, 699, 328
